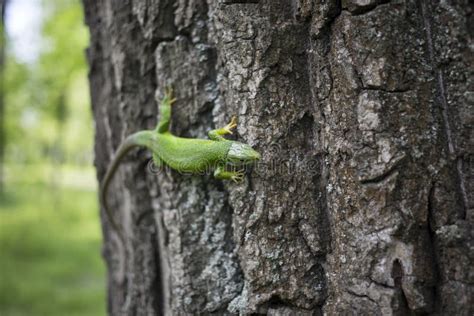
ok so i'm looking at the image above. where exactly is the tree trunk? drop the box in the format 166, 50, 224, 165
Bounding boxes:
83, 0, 472, 315
0, 0, 7, 194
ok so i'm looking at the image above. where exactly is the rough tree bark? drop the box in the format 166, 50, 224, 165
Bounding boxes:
83, 0, 472, 315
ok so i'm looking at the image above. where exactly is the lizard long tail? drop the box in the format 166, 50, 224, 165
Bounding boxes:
100, 130, 156, 244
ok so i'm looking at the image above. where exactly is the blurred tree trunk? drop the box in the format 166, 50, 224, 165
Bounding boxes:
50, 93, 67, 207
83, 1, 472, 315
0, 0, 6, 194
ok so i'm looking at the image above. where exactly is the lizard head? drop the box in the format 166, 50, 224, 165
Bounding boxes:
227, 142, 261, 165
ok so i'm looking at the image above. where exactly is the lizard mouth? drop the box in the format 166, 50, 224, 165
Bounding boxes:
228, 158, 255, 166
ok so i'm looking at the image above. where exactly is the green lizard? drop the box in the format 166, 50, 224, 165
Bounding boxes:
100, 89, 260, 242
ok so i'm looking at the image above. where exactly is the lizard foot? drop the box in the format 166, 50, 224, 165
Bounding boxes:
223, 116, 238, 134
165, 86, 177, 105
231, 170, 245, 183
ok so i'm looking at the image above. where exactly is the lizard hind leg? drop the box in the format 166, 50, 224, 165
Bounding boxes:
150, 153, 164, 174
156, 87, 176, 133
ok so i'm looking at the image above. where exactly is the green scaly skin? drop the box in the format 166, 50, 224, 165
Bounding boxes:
100, 90, 261, 243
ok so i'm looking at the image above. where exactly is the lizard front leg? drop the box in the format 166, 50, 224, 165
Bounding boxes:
208, 116, 237, 141
213, 165, 245, 183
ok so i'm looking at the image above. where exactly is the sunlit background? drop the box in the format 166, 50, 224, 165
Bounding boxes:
0, 0, 105, 315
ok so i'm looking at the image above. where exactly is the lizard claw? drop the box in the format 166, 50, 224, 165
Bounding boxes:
165, 86, 173, 96
231, 170, 245, 183
224, 116, 238, 134
165, 87, 176, 105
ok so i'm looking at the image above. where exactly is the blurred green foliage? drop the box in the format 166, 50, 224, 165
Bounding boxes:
5, 0, 92, 165
0, 166, 105, 316
0, 0, 105, 315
